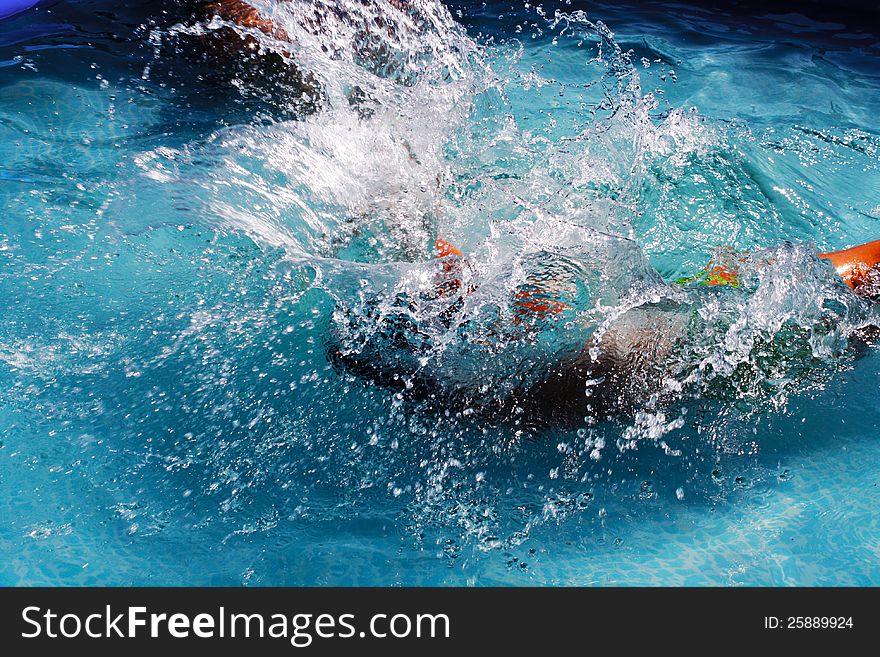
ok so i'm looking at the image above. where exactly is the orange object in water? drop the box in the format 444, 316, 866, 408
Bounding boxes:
435, 238, 463, 258
511, 288, 569, 319
674, 246, 744, 288
677, 240, 880, 292
820, 239, 880, 290
207, 0, 289, 40
433, 238, 569, 318
701, 264, 739, 287
433, 238, 465, 297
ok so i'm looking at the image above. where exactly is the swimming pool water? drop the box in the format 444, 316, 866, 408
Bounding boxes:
1, 0, 879, 586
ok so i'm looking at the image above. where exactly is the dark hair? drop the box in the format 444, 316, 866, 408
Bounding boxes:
854, 265, 880, 302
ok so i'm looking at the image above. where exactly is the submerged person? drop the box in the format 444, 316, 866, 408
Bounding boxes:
199, 2, 880, 422
185, 0, 425, 127
196, 0, 415, 78
330, 236, 880, 425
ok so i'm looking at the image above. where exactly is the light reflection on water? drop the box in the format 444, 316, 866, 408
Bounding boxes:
0, 0, 879, 585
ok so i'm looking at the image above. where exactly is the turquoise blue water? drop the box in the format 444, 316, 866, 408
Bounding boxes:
1, 0, 879, 585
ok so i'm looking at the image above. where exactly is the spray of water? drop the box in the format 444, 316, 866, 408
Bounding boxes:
3, 1, 879, 572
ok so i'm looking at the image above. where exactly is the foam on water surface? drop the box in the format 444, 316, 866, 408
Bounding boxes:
1, 0, 879, 585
